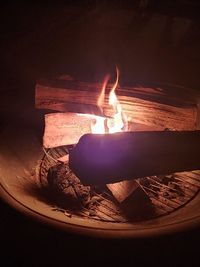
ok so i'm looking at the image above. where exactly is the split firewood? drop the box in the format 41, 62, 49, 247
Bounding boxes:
107, 180, 139, 203
43, 112, 92, 148
69, 131, 200, 185
43, 112, 158, 148
37, 79, 199, 203
35, 80, 198, 131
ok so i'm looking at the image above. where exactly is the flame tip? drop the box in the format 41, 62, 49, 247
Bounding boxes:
91, 67, 127, 135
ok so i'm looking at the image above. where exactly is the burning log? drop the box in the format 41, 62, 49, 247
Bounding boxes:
43, 112, 92, 148
37, 75, 199, 204
43, 112, 159, 148
35, 80, 198, 131
69, 131, 200, 185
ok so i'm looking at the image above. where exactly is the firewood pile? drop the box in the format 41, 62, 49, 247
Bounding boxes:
35, 77, 200, 222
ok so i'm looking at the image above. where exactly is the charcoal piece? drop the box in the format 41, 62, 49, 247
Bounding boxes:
47, 163, 90, 208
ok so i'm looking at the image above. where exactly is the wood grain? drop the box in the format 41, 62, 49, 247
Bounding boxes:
36, 80, 198, 131
43, 112, 92, 148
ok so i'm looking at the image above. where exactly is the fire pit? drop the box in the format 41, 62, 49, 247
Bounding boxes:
0, 75, 200, 238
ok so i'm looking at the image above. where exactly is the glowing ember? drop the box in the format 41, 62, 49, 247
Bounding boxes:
92, 67, 127, 134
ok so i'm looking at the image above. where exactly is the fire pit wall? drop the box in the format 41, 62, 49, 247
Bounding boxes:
0, 82, 200, 238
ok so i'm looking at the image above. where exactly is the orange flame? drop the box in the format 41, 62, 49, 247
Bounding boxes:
97, 74, 110, 108
108, 67, 119, 107
91, 67, 127, 134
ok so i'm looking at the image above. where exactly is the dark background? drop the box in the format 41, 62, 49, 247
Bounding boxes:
1, 1, 200, 266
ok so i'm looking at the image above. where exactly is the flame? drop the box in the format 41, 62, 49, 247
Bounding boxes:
97, 74, 110, 108
108, 67, 119, 107
91, 116, 105, 134
107, 67, 125, 133
91, 67, 127, 134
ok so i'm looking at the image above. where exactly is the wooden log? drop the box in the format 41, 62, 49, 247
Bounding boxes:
35, 80, 198, 131
107, 180, 139, 203
43, 112, 160, 148
43, 112, 92, 148
38, 79, 199, 201
69, 131, 200, 185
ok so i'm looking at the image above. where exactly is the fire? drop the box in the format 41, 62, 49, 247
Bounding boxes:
90, 74, 109, 134
91, 67, 127, 134
91, 116, 105, 134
